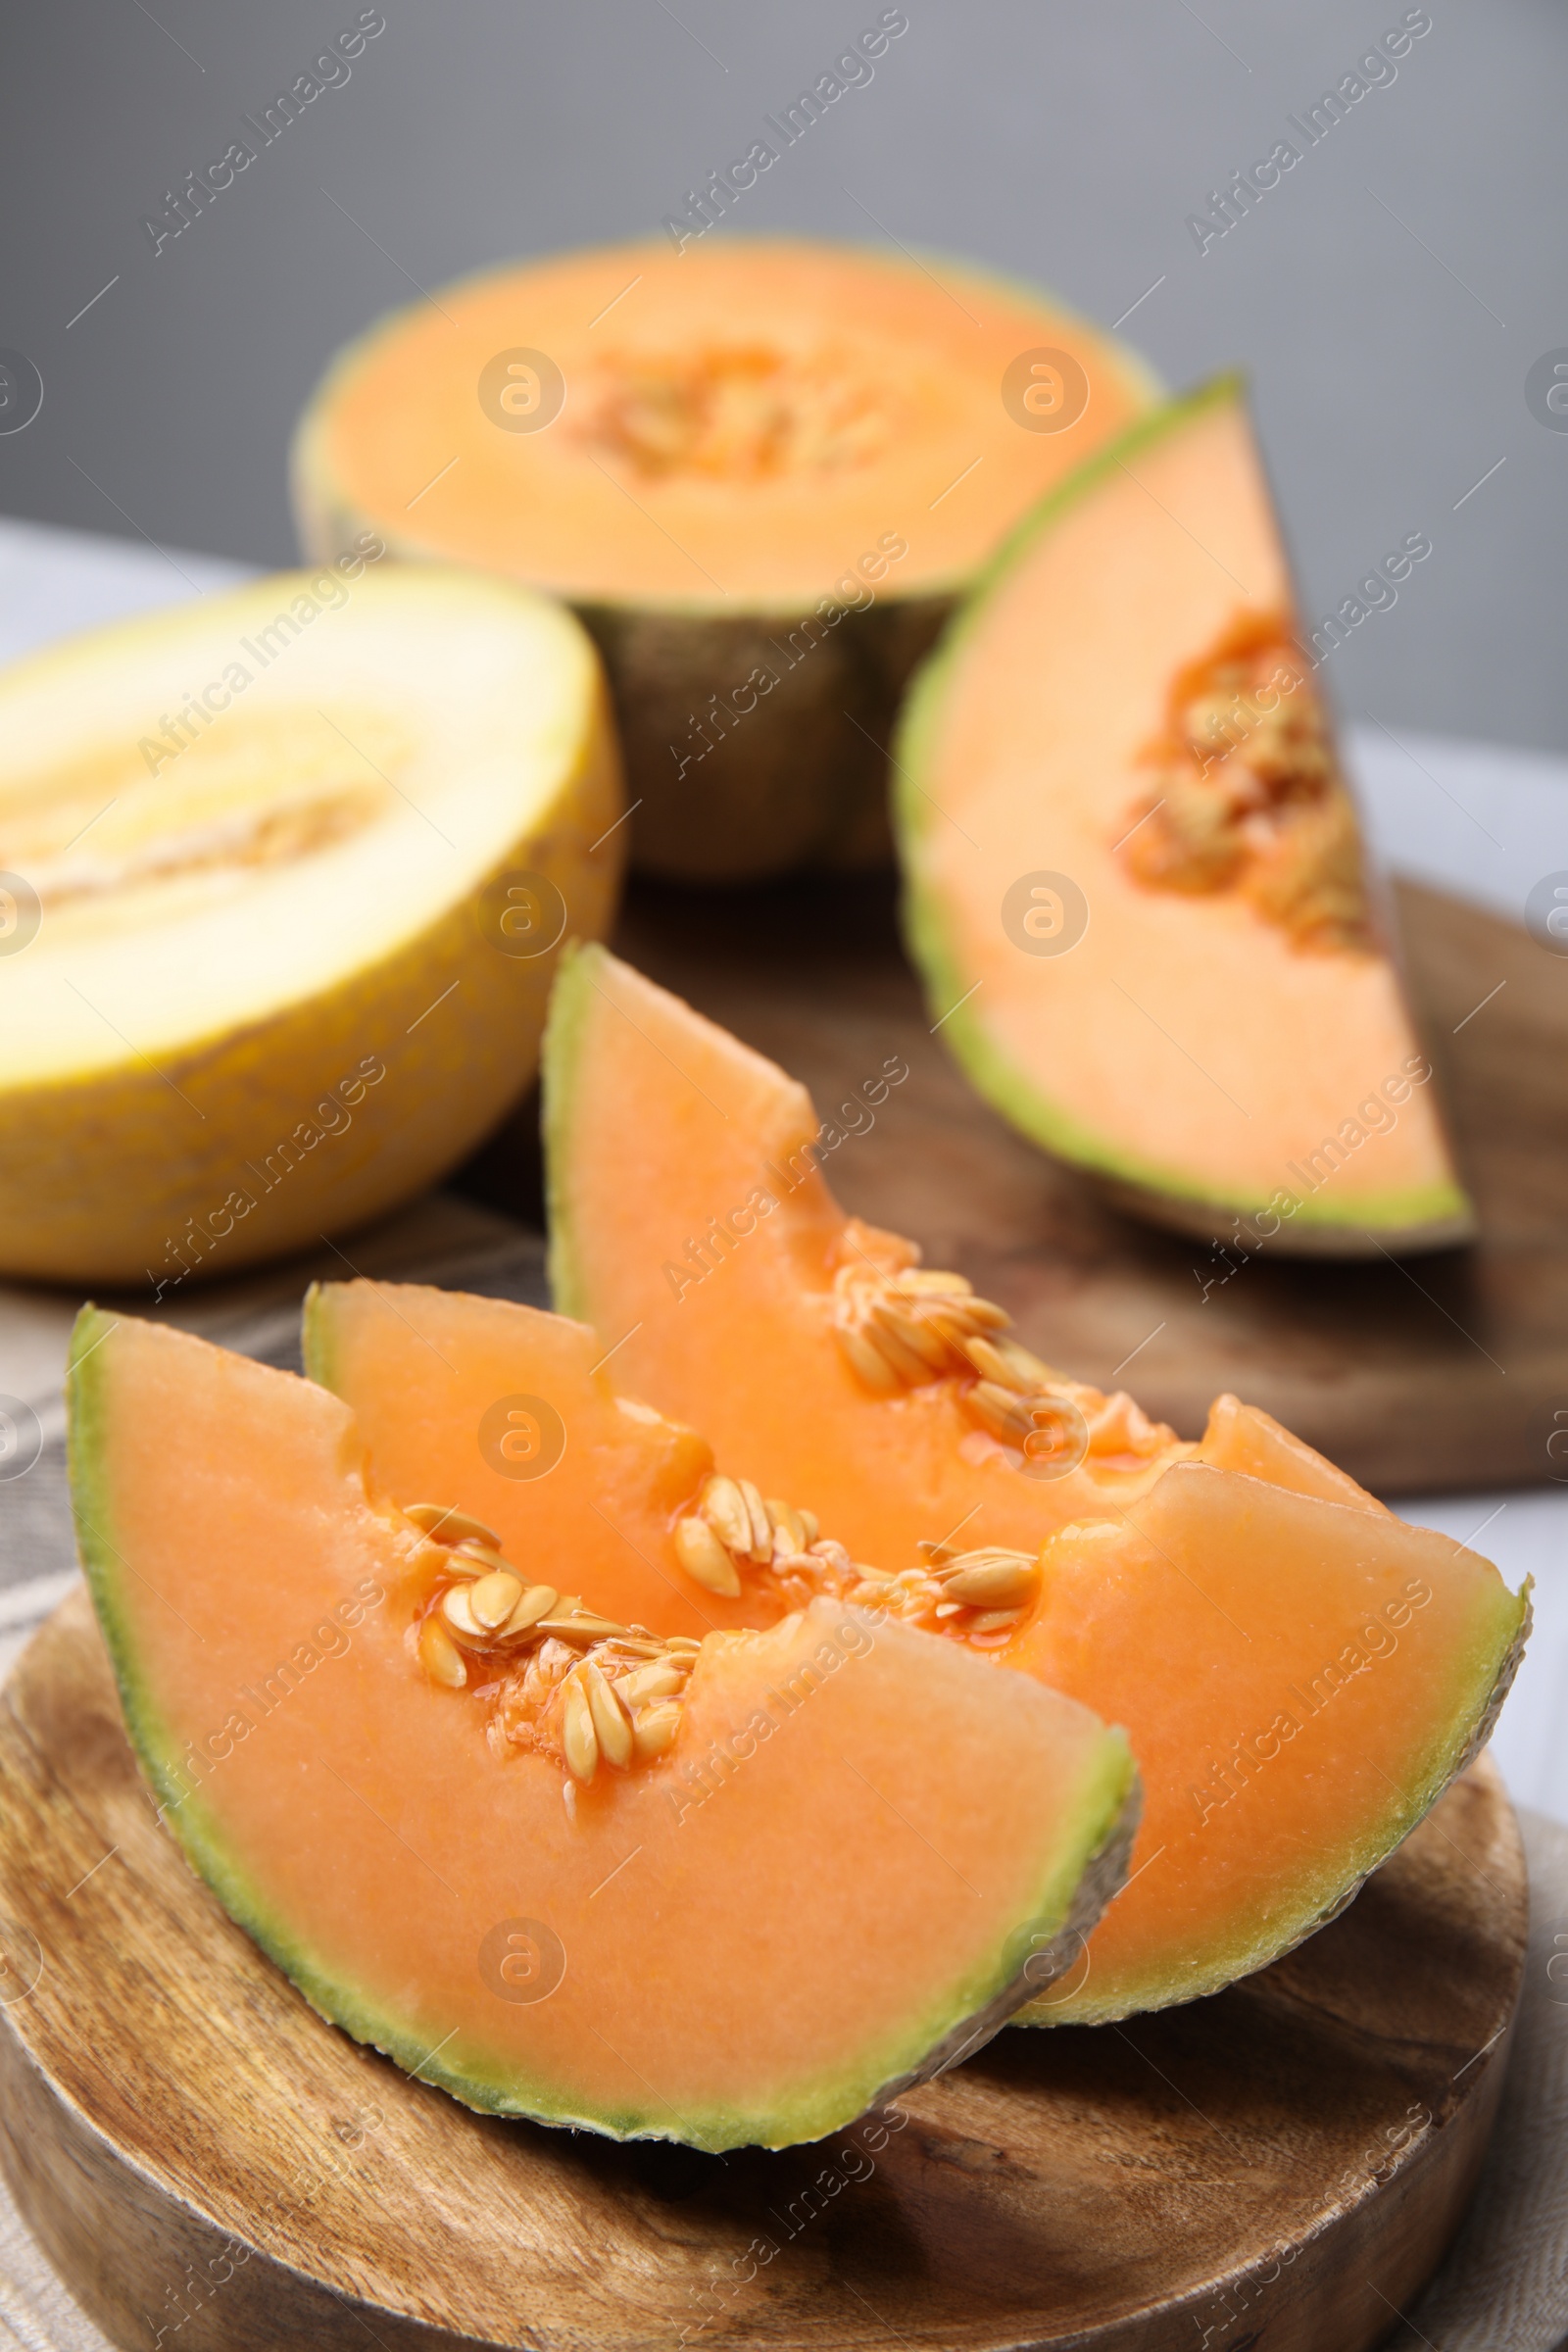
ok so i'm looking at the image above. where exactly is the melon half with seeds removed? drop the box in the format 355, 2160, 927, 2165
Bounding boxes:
66, 1306, 1138, 2151
0, 565, 621, 1285
894, 374, 1473, 1254
291, 237, 1159, 880
302, 1273, 1529, 2029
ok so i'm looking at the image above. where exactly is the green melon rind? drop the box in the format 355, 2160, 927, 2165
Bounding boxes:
299, 1280, 340, 1396
1027, 1570, 1532, 2028
67, 1304, 1137, 2150
541, 936, 607, 1328
65, 1310, 535, 2129
890, 375, 1476, 1241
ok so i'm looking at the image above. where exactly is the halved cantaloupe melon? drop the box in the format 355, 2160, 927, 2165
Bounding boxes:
306, 1276, 1528, 2025
292, 238, 1158, 880
0, 565, 621, 1284
894, 375, 1472, 1253
67, 1306, 1137, 2149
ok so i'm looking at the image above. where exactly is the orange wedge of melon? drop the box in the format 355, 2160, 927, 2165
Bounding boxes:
66, 1306, 1138, 2149
301, 1277, 820, 1641
1004, 1465, 1524, 2021
306, 1274, 1528, 2029
545, 941, 1222, 1563
895, 375, 1472, 1253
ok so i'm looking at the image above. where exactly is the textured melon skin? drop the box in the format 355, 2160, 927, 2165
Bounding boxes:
573, 592, 952, 878
66, 1306, 1141, 2151
291, 246, 1161, 885
892, 378, 1475, 1252
0, 574, 623, 1286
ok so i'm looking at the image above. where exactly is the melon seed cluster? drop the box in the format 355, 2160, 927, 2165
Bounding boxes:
672, 1472, 839, 1600
843, 1544, 1044, 1647
670, 1475, 1046, 1649
1116, 608, 1371, 954
829, 1242, 1172, 1467
582, 345, 891, 485
403, 1504, 698, 1788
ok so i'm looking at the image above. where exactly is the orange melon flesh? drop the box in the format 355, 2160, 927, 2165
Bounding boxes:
544, 943, 1389, 1566
291, 240, 1155, 612
1004, 1463, 1527, 2023
895, 376, 1472, 1252
67, 1308, 1137, 2150
1197, 1391, 1386, 1510
301, 1279, 763, 1641
303, 1278, 1526, 2026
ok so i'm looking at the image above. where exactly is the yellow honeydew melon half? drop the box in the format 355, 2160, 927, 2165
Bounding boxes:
290, 237, 1160, 880
0, 562, 622, 1285
894, 375, 1474, 1253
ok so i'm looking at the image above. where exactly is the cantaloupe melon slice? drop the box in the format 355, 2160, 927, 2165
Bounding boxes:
1004, 1464, 1525, 2022
66, 1307, 1138, 2150
0, 565, 621, 1284
544, 942, 1400, 1565
302, 1277, 832, 1641
895, 376, 1472, 1253
306, 1278, 1528, 2026
292, 238, 1158, 879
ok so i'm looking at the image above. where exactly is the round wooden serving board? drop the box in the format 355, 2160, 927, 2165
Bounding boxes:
0, 1593, 1528, 2352
604, 873, 1568, 1497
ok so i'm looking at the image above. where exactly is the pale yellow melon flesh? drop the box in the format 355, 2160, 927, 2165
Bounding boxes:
0, 565, 621, 1283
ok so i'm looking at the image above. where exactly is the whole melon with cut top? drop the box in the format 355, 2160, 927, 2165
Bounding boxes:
290, 237, 1158, 880
894, 373, 1473, 1253
66, 1305, 1138, 2151
0, 564, 621, 1284
303, 1269, 1530, 2029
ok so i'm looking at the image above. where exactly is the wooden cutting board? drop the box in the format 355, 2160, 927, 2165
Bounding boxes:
0, 1592, 1527, 2352
601, 873, 1568, 1496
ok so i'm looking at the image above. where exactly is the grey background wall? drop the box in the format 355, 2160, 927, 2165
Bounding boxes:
1, 1, 1563, 756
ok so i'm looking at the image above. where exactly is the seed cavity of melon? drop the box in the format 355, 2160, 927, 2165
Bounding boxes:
579, 343, 895, 484
672, 1475, 826, 1600
667, 1464, 1050, 1654
410, 1500, 698, 1788
1113, 606, 1372, 956
1, 706, 404, 931
416, 1458, 1058, 1754
404, 1503, 502, 1548
829, 1228, 1173, 1470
